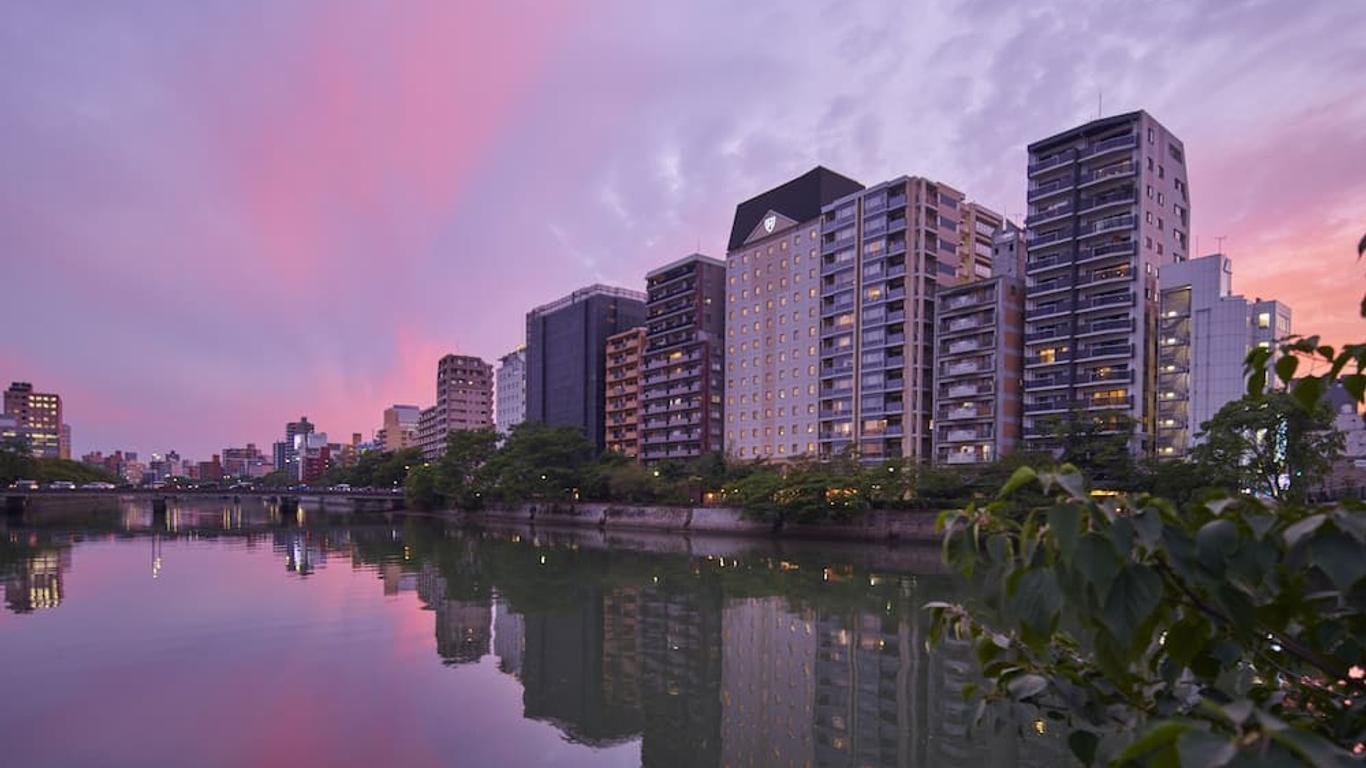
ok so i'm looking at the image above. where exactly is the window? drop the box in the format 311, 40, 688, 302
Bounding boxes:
1147, 127, 1155, 144
1257, 312, 1271, 329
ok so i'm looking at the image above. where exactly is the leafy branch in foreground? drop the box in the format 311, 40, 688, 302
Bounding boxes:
929, 467, 1364, 766
927, 235, 1366, 766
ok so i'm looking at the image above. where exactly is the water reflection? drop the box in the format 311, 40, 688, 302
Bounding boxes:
0, 498, 1067, 767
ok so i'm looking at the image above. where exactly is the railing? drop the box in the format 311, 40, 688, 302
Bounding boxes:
1084, 134, 1136, 157
1028, 149, 1076, 175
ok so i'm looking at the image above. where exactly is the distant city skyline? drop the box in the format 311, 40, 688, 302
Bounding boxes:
3, 1, 1364, 457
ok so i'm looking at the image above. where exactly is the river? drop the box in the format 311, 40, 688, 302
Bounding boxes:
0, 497, 1068, 767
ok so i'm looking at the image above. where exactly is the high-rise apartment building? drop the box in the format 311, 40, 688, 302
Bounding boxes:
933, 224, 1026, 465
526, 285, 647, 452
418, 354, 494, 461
495, 347, 527, 436
377, 404, 421, 452
1155, 254, 1292, 457
955, 203, 1005, 283
817, 177, 1004, 463
293, 432, 330, 483
724, 167, 865, 461
1022, 110, 1191, 456
274, 416, 314, 472
3, 382, 64, 459
605, 328, 646, 459
640, 254, 727, 463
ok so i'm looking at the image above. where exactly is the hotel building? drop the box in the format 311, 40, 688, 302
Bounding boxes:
1155, 254, 1292, 457
816, 177, 1005, 463
526, 285, 647, 452
640, 254, 727, 462
1022, 110, 1191, 455
724, 167, 865, 461
605, 328, 646, 459
933, 223, 1026, 465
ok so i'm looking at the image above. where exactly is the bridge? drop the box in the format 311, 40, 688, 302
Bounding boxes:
4, 487, 406, 514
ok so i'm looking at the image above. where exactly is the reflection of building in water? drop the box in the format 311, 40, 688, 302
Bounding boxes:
274, 532, 328, 576
520, 585, 644, 747
493, 598, 525, 678
435, 599, 492, 665
3, 550, 70, 613
638, 585, 723, 767
721, 596, 816, 768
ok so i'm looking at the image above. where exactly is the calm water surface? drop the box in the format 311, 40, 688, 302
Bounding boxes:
0, 498, 1064, 767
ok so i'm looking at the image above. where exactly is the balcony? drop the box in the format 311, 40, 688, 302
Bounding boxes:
944, 449, 990, 465
942, 426, 993, 443
1026, 325, 1070, 343
1024, 399, 1070, 415
1026, 302, 1073, 320
1025, 253, 1071, 274
1026, 373, 1069, 389
1078, 241, 1137, 263
1026, 201, 1074, 227
944, 381, 990, 399
945, 336, 990, 355
1078, 186, 1136, 215
1075, 342, 1133, 362
1076, 369, 1134, 386
1027, 177, 1074, 202
1028, 148, 1076, 176
942, 359, 990, 377
1079, 215, 1136, 238
1076, 292, 1136, 312
1081, 394, 1134, 410
941, 404, 992, 421
1077, 317, 1135, 336
1079, 266, 1135, 287
1028, 276, 1073, 295
944, 314, 987, 335
1028, 228, 1073, 247
1079, 162, 1136, 187
1083, 133, 1137, 159
1025, 352, 1071, 367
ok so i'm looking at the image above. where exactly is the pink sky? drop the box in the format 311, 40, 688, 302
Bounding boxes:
3, 0, 1365, 458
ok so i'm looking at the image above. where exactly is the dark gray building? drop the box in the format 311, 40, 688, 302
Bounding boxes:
526, 285, 647, 451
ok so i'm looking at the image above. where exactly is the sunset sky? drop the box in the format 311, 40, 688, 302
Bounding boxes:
3, 0, 1364, 458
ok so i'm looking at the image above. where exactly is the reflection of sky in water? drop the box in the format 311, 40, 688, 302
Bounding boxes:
0, 501, 1063, 767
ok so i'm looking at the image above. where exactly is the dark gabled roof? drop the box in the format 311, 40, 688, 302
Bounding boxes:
1028, 110, 1147, 153
727, 166, 863, 251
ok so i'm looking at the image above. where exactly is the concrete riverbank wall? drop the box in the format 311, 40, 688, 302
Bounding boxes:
443, 502, 942, 544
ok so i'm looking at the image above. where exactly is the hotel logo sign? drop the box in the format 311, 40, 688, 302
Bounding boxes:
762, 214, 777, 233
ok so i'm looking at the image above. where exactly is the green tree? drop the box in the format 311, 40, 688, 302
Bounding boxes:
257, 469, 293, 488
403, 464, 443, 511
1190, 392, 1342, 504
480, 422, 595, 502
1048, 409, 1137, 490
436, 429, 498, 509
0, 436, 36, 486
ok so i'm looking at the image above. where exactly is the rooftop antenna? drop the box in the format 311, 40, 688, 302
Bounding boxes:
1214, 235, 1227, 254
1098, 90, 1103, 118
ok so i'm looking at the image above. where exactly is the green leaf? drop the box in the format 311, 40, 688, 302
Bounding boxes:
1068, 730, 1099, 767
1048, 504, 1082, 559
1341, 373, 1366, 404
1164, 613, 1210, 668
1359, 231, 1366, 259
1283, 513, 1326, 547
1176, 730, 1236, 768
1221, 699, 1254, 726
997, 465, 1037, 499
1291, 376, 1325, 411
1101, 564, 1164, 647
1111, 720, 1189, 764
1075, 533, 1121, 603
1006, 673, 1047, 700
1196, 519, 1238, 573
1308, 531, 1366, 592
1274, 354, 1299, 385
1053, 469, 1087, 500
1010, 568, 1063, 636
